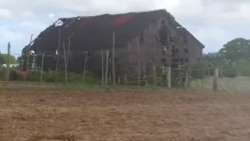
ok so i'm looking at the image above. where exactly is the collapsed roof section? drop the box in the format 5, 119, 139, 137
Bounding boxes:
29, 9, 204, 53
30, 9, 179, 51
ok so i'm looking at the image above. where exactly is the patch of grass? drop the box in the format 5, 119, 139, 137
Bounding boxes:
191, 76, 250, 93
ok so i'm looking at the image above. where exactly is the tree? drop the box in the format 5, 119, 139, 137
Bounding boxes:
0, 54, 17, 64
219, 38, 250, 61
0, 53, 4, 65
202, 38, 250, 77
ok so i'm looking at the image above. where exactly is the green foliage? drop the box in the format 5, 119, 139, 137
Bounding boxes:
0, 69, 17, 81
219, 38, 250, 61
222, 66, 237, 78
0, 54, 17, 64
0, 54, 4, 65
0, 69, 5, 81
190, 61, 208, 79
25, 71, 101, 85
9, 70, 17, 80
202, 38, 250, 78
26, 71, 40, 82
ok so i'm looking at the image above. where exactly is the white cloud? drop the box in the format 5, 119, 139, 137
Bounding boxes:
0, 8, 12, 19
0, 0, 250, 54
0, 26, 25, 56
170, 0, 250, 52
48, 13, 56, 19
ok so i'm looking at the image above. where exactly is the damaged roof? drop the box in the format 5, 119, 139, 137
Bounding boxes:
30, 9, 179, 51
29, 9, 205, 51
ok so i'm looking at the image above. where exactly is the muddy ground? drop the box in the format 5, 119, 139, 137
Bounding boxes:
0, 88, 250, 141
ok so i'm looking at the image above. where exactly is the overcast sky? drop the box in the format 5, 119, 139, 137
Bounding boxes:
0, 0, 250, 56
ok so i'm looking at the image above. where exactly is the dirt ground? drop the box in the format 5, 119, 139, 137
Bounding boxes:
1, 87, 250, 141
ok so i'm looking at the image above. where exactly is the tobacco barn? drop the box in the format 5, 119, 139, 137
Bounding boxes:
23, 9, 204, 83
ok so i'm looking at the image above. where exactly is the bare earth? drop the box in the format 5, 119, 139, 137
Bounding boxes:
1, 88, 250, 141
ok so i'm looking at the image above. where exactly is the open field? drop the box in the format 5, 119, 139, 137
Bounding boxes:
1, 84, 250, 141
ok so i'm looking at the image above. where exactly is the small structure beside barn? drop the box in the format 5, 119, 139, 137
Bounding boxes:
1, 64, 19, 69
22, 9, 204, 85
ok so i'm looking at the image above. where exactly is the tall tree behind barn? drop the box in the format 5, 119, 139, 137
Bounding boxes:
22, 9, 204, 81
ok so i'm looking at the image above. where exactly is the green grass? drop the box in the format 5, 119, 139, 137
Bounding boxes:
191, 76, 250, 93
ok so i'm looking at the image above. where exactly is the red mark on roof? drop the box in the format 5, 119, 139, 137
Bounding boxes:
81, 18, 91, 26
112, 14, 134, 26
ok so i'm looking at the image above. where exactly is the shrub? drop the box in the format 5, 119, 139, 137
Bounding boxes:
9, 70, 17, 80
24, 70, 100, 85
0, 69, 5, 81
27, 71, 40, 81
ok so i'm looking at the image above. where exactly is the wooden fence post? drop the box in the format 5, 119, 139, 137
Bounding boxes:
101, 50, 104, 86
55, 29, 61, 83
63, 43, 68, 85
40, 53, 45, 83
21, 59, 24, 71
82, 51, 89, 85
213, 68, 219, 91
153, 65, 156, 86
184, 72, 189, 88
105, 50, 109, 86
167, 67, 172, 88
5, 42, 11, 83
25, 34, 33, 74
112, 32, 116, 86
124, 75, 128, 85
137, 41, 141, 87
